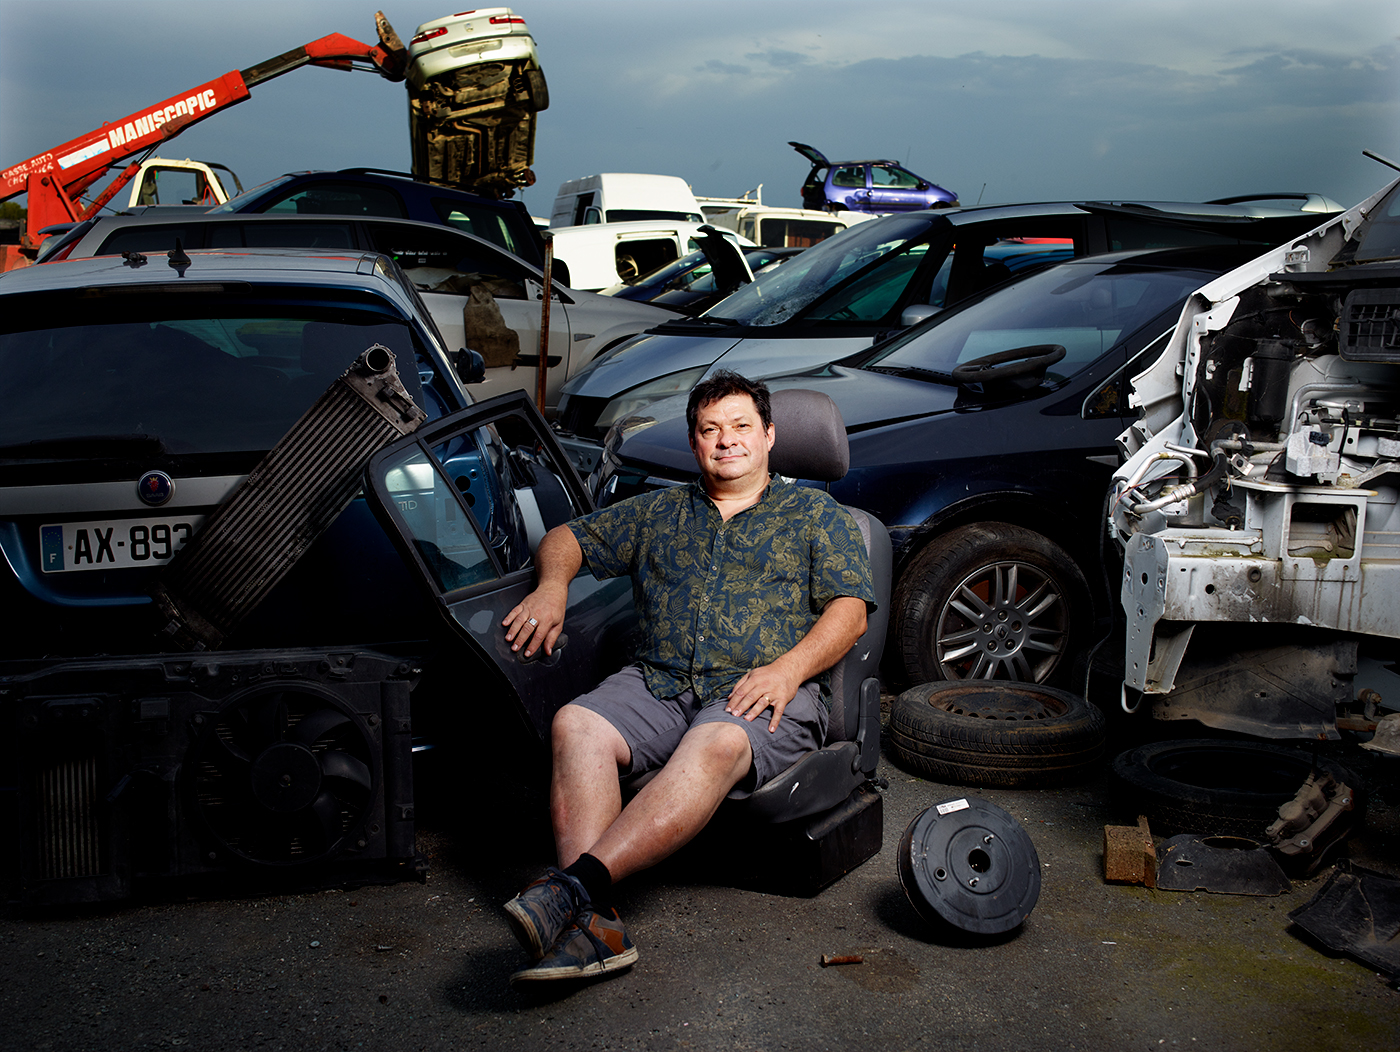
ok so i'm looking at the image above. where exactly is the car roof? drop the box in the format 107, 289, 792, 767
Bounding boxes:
240, 168, 519, 201
69, 212, 532, 265
2, 248, 405, 294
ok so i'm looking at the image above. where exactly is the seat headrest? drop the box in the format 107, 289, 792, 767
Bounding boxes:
768, 388, 849, 482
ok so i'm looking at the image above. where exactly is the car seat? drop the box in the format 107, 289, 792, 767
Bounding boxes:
744, 388, 891, 822
626, 388, 892, 891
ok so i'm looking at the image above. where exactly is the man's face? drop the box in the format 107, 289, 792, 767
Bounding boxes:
690, 393, 775, 489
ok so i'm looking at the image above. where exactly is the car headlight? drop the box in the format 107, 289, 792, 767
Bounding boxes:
593, 366, 710, 430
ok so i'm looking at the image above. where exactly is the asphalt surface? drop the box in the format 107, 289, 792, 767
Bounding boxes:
2, 716, 1398, 1052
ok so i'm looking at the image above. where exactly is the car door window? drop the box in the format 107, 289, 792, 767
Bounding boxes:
370, 395, 588, 595
373, 226, 530, 300
433, 199, 531, 259
204, 222, 356, 250
259, 181, 408, 218
96, 224, 206, 256
872, 165, 920, 189
831, 166, 866, 188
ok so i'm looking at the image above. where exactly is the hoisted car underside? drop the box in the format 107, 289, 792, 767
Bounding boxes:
1111, 175, 1400, 753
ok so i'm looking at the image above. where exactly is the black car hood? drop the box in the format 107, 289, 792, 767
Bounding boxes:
1077, 201, 1335, 244
613, 366, 962, 478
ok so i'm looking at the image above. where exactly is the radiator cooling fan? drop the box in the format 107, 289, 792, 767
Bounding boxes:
185, 684, 379, 867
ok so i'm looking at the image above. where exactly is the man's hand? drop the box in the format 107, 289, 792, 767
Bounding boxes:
726, 666, 804, 733
725, 596, 868, 733
503, 582, 568, 657
502, 525, 584, 657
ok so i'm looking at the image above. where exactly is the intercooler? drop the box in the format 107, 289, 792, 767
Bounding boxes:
150, 345, 426, 651
4, 648, 419, 906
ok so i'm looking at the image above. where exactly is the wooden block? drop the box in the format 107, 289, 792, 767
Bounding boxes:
1104, 815, 1157, 887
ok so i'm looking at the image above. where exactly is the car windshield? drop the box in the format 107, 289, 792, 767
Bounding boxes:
206, 174, 297, 213
1350, 180, 1400, 263
0, 301, 425, 459
862, 259, 1212, 383
708, 213, 937, 326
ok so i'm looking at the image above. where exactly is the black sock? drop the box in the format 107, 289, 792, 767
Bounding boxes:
564, 853, 613, 911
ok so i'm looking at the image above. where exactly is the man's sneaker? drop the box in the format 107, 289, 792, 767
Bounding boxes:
509, 906, 638, 983
503, 867, 589, 960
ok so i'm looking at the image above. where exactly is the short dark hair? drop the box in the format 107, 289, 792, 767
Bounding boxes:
686, 370, 773, 438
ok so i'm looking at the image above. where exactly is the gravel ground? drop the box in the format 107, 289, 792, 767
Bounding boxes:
2, 720, 1397, 1052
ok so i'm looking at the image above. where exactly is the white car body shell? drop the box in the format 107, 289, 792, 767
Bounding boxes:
406, 7, 541, 88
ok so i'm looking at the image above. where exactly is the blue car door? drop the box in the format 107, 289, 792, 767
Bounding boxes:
363, 390, 637, 744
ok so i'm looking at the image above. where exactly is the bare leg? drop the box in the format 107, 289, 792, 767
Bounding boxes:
549, 704, 631, 869
585, 721, 752, 882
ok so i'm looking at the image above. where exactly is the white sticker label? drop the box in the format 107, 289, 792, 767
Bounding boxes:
936, 798, 970, 815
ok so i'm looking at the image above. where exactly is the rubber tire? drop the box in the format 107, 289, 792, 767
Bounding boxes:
525, 68, 549, 111
1111, 739, 1364, 838
887, 681, 1107, 788
892, 523, 1089, 689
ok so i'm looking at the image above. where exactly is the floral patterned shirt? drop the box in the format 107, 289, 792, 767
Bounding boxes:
568, 477, 875, 706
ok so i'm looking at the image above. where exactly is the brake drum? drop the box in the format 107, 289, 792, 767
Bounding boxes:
898, 797, 1041, 935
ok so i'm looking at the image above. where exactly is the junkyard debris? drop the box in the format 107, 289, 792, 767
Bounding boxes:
1155, 835, 1292, 896
820, 954, 864, 967
1103, 815, 1157, 887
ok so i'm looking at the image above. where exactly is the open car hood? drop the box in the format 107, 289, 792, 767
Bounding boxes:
695, 224, 755, 297
1077, 200, 1340, 244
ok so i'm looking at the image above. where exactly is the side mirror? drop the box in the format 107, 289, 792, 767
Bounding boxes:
454, 347, 486, 384
900, 304, 940, 327
550, 257, 571, 289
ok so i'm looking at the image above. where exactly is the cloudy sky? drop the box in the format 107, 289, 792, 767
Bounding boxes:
2, 0, 1397, 218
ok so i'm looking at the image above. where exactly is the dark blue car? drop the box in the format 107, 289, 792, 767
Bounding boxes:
593, 245, 1264, 688
209, 168, 547, 269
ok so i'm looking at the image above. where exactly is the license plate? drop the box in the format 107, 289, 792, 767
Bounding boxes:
40, 516, 204, 573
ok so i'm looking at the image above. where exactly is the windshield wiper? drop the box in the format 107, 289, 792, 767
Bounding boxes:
0, 434, 169, 460
654, 314, 740, 330
865, 364, 958, 386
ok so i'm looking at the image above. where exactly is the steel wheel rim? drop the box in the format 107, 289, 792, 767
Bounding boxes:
933, 559, 1070, 681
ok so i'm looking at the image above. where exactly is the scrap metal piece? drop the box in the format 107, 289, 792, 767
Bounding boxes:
1266, 770, 1358, 873
1287, 859, 1400, 980
898, 797, 1041, 936
150, 345, 425, 650
1360, 712, 1400, 758
1156, 834, 1292, 895
820, 955, 864, 967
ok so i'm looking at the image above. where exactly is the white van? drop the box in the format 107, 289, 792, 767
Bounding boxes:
547, 221, 752, 291
705, 204, 869, 248
549, 174, 703, 228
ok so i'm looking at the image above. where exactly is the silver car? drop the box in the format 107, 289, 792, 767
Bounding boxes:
53, 212, 676, 414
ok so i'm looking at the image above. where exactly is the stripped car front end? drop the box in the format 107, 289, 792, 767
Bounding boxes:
1110, 176, 1400, 748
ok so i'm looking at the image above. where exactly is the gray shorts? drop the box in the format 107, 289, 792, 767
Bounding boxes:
568, 665, 828, 799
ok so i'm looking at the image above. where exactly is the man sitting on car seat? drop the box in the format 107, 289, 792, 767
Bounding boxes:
499, 370, 875, 984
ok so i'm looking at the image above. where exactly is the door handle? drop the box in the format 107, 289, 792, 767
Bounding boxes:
516, 632, 568, 664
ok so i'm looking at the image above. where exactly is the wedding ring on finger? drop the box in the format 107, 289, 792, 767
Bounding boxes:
527, 617, 538, 627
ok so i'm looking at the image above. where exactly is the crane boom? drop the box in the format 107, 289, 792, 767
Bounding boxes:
1, 13, 406, 268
